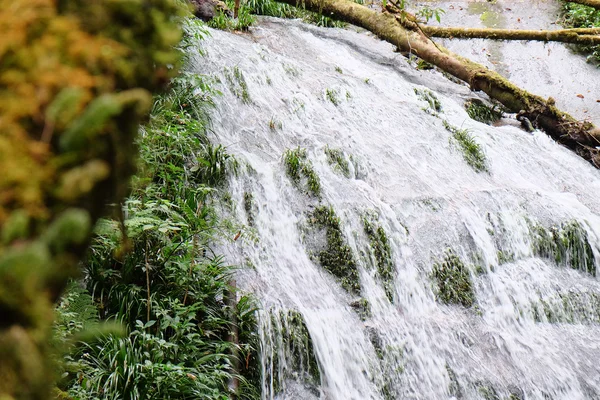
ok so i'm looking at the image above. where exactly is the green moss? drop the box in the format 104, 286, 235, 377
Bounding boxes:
325, 88, 341, 106
414, 88, 442, 113
465, 99, 503, 125
325, 88, 341, 105
268, 309, 320, 392
366, 326, 383, 359
532, 291, 600, 324
224, 66, 251, 104
446, 365, 462, 398
415, 59, 434, 70
350, 297, 371, 321
308, 206, 361, 294
497, 250, 515, 265
244, 191, 255, 227
431, 250, 475, 307
530, 220, 596, 276
324, 146, 351, 178
284, 147, 321, 197
443, 120, 488, 172
478, 384, 500, 400
363, 215, 395, 303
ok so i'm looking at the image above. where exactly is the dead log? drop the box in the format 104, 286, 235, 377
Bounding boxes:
419, 25, 600, 45
273, 0, 600, 167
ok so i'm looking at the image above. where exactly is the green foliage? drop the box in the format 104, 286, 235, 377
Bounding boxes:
244, 0, 349, 27
208, 0, 257, 31
465, 99, 503, 125
431, 250, 475, 307
443, 121, 488, 172
54, 281, 100, 342
561, 2, 600, 64
324, 146, 351, 178
530, 220, 596, 276
363, 214, 395, 302
415, 59, 434, 70
55, 75, 259, 398
308, 206, 361, 294
415, 6, 445, 23
414, 88, 442, 114
224, 66, 251, 104
325, 88, 341, 106
283, 147, 322, 197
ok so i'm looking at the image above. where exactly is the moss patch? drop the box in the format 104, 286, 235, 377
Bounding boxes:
530, 220, 596, 276
414, 88, 442, 114
284, 147, 321, 197
350, 297, 371, 321
324, 146, 351, 178
224, 66, 251, 104
325, 88, 341, 106
308, 206, 361, 295
267, 309, 321, 394
431, 250, 475, 307
244, 191, 255, 227
465, 99, 503, 125
363, 214, 395, 302
443, 120, 488, 172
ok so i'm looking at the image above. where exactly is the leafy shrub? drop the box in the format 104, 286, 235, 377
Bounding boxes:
561, 3, 600, 64
56, 73, 259, 399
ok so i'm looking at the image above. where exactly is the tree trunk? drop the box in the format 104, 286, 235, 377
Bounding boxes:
226, 279, 240, 398
274, 0, 600, 167
567, 0, 600, 10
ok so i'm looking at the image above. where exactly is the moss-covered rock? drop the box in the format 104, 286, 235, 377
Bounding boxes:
307, 206, 361, 295
363, 214, 395, 302
266, 309, 321, 395
530, 220, 596, 276
431, 250, 475, 308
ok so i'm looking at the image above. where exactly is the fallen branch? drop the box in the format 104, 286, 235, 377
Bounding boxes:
274, 0, 600, 167
419, 25, 600, 45
567, 0, 600, 10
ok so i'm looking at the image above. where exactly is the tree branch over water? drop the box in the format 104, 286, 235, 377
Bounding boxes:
273, 0, 600, 168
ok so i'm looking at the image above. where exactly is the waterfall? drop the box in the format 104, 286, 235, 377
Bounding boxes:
188, 17, 600, 399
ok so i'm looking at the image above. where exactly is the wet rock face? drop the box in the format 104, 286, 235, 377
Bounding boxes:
189, 0, 232, 21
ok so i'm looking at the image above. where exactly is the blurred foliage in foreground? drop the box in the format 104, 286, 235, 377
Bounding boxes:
0, 0, 183, 398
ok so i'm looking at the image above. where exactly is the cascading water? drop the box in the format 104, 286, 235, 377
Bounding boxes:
187, 16, 600, 400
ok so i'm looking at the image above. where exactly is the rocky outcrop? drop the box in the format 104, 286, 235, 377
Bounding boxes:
189, 0, 232, 20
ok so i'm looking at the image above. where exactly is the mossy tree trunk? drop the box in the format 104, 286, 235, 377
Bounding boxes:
273, 0, 600, 167
567, 0, 600, 10
418, 25, 600, 45
0, 0, 185, 398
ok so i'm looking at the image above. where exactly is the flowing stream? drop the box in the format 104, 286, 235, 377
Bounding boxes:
188, 15, 600, 400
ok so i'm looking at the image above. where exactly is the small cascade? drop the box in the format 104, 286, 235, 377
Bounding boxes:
187, 17, 600, 400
